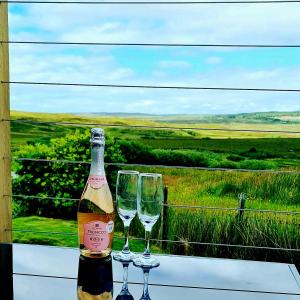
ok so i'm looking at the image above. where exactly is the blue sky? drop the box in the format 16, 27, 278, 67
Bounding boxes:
8, 2, 300, 114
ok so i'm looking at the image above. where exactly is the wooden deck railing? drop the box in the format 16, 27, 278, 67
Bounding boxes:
0, 1, 299, 266
0, 2, 12, 243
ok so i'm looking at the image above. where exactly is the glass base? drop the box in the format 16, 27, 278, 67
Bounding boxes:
139, 296, 151, 300
116, 292, 135, 300
113, 251, 137, 263
133, 254, 160, 269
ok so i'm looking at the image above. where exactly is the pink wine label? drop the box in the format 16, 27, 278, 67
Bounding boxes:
83, 220, 111, 252
88, 175, 107, 189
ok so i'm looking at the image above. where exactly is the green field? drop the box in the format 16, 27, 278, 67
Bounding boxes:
10, 110, 300, 268
12, 216, 161, 253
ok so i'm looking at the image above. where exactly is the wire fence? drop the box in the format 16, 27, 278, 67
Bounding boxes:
11, 157, 300, 174
12, 271, 300, 296
3, 0, 300, 259
3, 80, 300, 93
8, 229, 300, 252
3, 40, 300, 47
9, 194, 300, 215
4, 0, 300, 5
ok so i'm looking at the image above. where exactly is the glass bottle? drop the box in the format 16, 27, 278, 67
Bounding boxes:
78, 128, 114, 258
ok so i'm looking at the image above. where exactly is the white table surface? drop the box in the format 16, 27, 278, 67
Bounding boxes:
13, 243, 300, 300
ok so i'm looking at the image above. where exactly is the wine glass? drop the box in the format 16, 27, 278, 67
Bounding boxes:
113, 170, 139, 300
114, 170, 139, 262
133, 173, 163, 268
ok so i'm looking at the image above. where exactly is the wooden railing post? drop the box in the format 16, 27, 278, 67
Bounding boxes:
237, 192, 246, 220
0, 1, 12, 243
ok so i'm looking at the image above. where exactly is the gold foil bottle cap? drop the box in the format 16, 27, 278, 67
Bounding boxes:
90, 128, 105, 146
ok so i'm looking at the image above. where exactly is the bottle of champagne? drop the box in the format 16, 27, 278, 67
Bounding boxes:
78, 128, 114, 258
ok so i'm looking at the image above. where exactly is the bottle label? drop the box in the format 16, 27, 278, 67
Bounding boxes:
88, 175, 107, 189
83, 220, 113, 252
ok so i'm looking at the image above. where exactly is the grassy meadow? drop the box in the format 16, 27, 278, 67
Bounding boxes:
10, 110, 300, 268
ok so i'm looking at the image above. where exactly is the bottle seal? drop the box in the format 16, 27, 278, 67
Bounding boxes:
90, 128, 105, 146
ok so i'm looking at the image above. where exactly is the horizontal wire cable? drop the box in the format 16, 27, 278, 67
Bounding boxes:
12, 194, 80, 202
10, 229, 77, 235
167, 203, 300, 215
5, 118, 300, 134
3, 80, 300, 93
8, 229, 300, 252
9, 194, 300, 215
13, 272, 300, 296
3, 0, 300, 4
12, 272, 300, 296
3, 40, 300, 48
11, 157, 300, 174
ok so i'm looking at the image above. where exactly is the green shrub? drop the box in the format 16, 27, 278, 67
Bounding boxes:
13, 129, 125, 218
118, 140, 156, 164
239, 159, 277, 170
153, 149, 224, 167
227, 154, 244, 162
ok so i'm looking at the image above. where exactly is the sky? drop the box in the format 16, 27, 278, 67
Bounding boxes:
7, 1, 300, 114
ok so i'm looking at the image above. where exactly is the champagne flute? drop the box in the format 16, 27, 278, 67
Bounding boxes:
134, 173, 163, 268
114, 170, 139, 300
114, 170, 139, 261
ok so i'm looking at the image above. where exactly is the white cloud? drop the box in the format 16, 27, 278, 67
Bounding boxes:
9, 4, 300, 44
7, 3, 300, 114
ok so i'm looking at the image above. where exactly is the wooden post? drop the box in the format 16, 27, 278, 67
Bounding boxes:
161, 186, 168, 250
0, 1, 12, 243
237, 192, 246, 220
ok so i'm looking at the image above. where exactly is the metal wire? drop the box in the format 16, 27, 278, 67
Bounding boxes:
12, 157, 300, 174
3, 80, 300, 93
5, 119, 300, 134
9, 118, 300, 134
10, 229, 77, 235
3, 0, 300, 4
3, 0, 299, 270
10, 194, 300, 215
12, 194, 80, 202
2, 40, 300, 48
12, 272, 300, 296
8, 229, 300, 252
167, 203, 300, 215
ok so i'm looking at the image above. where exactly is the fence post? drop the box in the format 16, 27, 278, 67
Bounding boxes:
237, 192, 246, 220
0, 1, 12, 243
161, 186, 168, 250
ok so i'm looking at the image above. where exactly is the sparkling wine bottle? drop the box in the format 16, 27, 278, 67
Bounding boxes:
78, 128, 114, 258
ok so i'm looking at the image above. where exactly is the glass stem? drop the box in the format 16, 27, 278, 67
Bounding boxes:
141, 269, 150, 299
122, 224, 130, 254
144, 230, 151, 258
121, 262, 129, 293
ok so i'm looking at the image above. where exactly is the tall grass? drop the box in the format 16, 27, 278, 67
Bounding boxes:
165, 209, 299, 266
125, 167, 300, 268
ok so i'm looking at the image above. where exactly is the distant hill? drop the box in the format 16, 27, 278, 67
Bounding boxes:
78, 111, 300, 124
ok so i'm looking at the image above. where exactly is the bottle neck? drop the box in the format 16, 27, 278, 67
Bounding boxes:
90, 144, 105, 176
